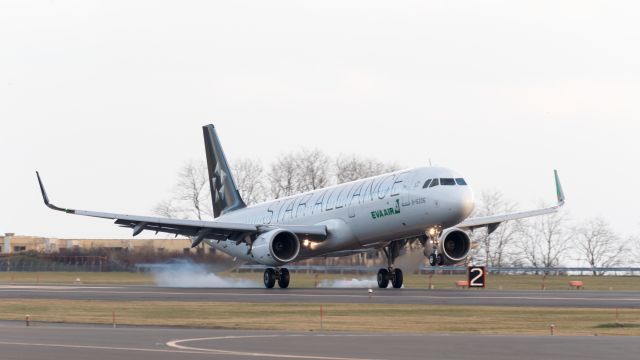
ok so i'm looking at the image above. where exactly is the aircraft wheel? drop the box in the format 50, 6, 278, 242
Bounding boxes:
436, 254, 445, 266
264, 268, 276, 288
278, 268, 290, 288
392, 268, 403, 288
377, 268, 390, 288
429, 253, 438, 266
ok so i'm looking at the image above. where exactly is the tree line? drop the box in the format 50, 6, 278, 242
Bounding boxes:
153, 150, 399, 219
153, 150, 639, 270
470, 190, 637, 272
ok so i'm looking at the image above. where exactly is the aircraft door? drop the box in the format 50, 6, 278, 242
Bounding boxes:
401, 172, 414, 207
348, 204, 356, 218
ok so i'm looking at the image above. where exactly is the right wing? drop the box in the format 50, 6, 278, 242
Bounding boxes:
36, 172, 327, 247
457, 170, 565, 234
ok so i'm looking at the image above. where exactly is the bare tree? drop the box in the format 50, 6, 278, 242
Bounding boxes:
517, 206, 571, 270
153, 160, 213, 220
175, 160, 212, 220
574, 217, 626, 275
268, 149, 331, 199
268, 152, 301, 199
335, 154, 400, 184
152, 199, 183, 219
632, 235, 640, 266
470, 190, 522, 267
232, 158, 267, 205
297, 149, 331, 192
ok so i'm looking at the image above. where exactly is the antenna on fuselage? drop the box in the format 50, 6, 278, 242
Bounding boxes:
429, 158, 432, 166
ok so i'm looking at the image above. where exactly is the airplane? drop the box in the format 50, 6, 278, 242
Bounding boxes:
36, 124, 565, 289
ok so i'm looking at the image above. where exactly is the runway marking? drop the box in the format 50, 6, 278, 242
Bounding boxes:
0, 340, 211, 355
167, 334, 389, 360
0, 285, 120, 290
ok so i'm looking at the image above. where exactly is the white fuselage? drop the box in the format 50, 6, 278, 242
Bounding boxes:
205, 166, 475, 263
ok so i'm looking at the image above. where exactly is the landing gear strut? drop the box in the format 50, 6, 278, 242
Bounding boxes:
263, 268, 290, 289
377, 241, 405, 289
428, 253, 444, 266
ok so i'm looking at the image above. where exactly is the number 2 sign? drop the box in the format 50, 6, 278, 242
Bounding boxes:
468, 266, 486, 288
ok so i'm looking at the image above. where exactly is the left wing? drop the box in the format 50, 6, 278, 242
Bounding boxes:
457, 170, 565, 234
36, 172, 327, 247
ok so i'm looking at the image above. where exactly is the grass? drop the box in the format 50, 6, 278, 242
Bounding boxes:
1, 299, 639, 336
0, 272, 154, 284
2, 272, 639, 336
1, 271, 640, 291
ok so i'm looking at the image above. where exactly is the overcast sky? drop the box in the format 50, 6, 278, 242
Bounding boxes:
1, 1, 639, 239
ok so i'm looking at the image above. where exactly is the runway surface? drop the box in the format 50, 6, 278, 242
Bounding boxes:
0, 322, 637, 360
1, 284, 640, 308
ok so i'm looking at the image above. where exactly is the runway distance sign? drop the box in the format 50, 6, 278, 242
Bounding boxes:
468, 266, 486, 288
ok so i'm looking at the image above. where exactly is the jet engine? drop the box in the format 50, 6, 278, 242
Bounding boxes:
251, 229, 301, 266
424, 228, 471, 265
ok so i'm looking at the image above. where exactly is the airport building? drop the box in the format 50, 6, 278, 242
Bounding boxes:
1, 233, 196, 255
1, 233, 381, 268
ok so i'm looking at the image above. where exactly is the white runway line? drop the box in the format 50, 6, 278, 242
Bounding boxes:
167, 334, 388, 360
0, 340, 210, 355
0, 285, 120, 290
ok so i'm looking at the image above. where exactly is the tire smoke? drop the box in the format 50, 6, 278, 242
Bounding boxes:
316, 277, 378, 288
151, 260, 260, 288
394, 246, 426, 273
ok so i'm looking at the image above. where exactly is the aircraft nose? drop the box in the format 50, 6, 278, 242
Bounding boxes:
460, 186, 475, 219
443, 186, 475, 223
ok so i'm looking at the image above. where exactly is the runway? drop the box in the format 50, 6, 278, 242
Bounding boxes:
0, 322, 637, 360
1, 285, 640, 308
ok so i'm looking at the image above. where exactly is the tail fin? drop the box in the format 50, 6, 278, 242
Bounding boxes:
202, 125, 246, 218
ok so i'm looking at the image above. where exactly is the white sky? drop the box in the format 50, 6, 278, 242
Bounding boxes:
1, 1, 639, 239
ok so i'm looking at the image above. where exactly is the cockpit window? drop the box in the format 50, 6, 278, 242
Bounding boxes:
440, 178, 456, 186
423, 179, 432, 188
455, 178, 467, 186
429, 178, 439, 187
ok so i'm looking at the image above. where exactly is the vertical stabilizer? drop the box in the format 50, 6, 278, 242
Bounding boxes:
202, 125, 246, 217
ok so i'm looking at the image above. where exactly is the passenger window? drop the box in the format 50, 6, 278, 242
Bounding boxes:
423, 179, 432, 188
429, 178, 439, 187
455, 178, 467, 186
440, 178, 456, 186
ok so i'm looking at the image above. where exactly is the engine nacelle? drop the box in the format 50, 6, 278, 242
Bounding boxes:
436, 228, 471, 265
251, 229, 300, 266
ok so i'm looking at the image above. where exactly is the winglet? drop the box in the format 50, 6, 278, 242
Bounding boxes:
554, 169, 565, 205
36, 171, 50, 206
35, 171, 74, 213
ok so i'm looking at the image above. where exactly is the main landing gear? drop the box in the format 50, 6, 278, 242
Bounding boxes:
377, 241, 405, 289
263, 268, 290, 289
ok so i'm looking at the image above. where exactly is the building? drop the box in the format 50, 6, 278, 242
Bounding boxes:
1, 233, 197, 254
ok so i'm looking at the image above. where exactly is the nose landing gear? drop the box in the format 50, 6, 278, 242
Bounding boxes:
428, 252, 445, 266
425, 227, 444, 266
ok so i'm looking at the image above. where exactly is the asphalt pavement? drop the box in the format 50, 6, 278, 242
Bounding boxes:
0, 322, 638, 360
1, 285, 640, 308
